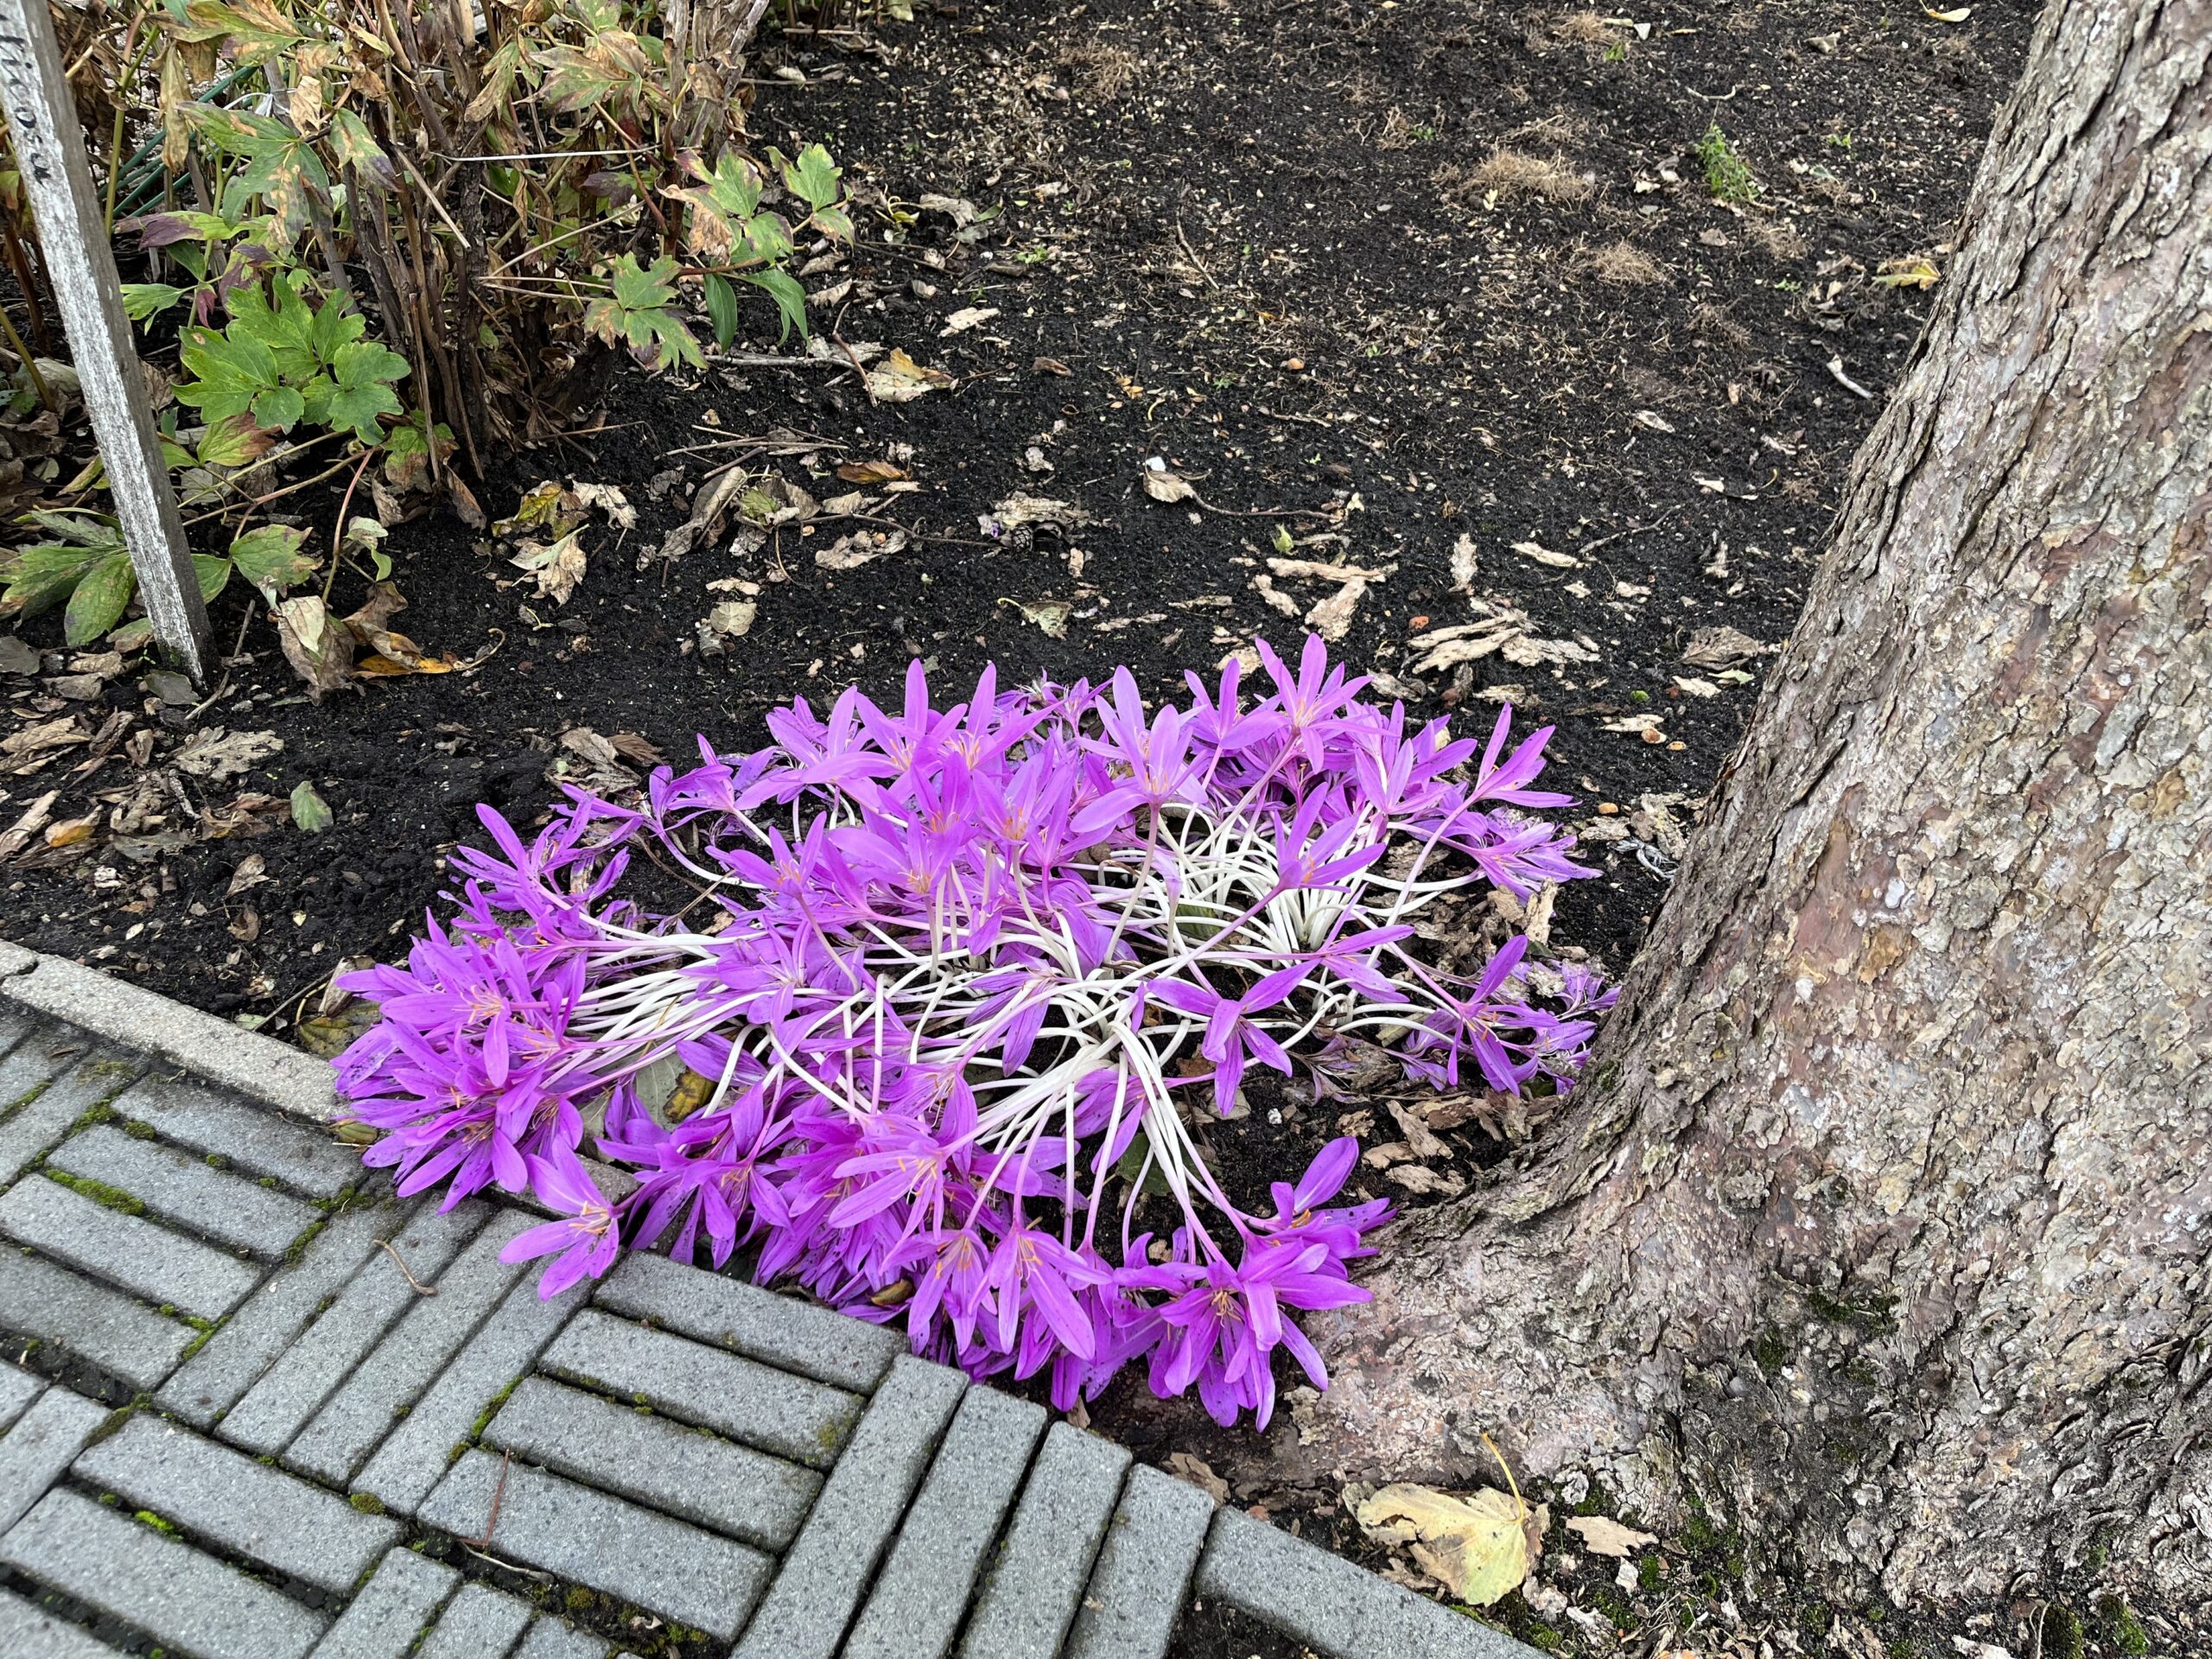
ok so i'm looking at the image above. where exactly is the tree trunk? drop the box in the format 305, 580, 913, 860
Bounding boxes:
1307, 0, 2212, 1609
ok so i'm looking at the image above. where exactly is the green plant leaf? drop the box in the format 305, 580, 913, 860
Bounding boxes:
308, 292, 368, 364
176, 325, 282, 426
1, 537, 118, 618
586, 255, 703, 371
609, 252, 681, 312
230, 524, 319, 601
63, 554, 137, 646
740, 211, 796, 266
780, 143, 843, 213
20, 510, 125, 548
702, 272, 741, 349
740, 267, 809, 345
122, 283, 185, 321
322, 340, 410, 442
194, 553, 233, 602
251, 384, 305, 431
227, 278, 318, 374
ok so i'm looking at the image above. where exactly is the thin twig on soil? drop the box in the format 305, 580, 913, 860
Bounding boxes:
1174, 219, 1220, 290
702, 351, 851, 371
1574, 506, 1681, 562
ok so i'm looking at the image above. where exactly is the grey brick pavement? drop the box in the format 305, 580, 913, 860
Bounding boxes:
0, 984, 1534, 1659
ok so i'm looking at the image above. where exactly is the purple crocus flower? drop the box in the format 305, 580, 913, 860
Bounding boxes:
1150, 963, 1314, 1116
340, 632, 1612, 1426
500, 1145, 624, 1297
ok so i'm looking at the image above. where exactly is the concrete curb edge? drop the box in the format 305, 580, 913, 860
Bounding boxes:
0, 941, 337, 1123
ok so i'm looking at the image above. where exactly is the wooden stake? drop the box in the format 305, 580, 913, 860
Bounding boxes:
0, 0, 210, 680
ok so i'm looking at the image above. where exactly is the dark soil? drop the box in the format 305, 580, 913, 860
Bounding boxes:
7, 0, 2028, 1015
1, 0, 2101, 1651
1168, 1596, 1309, 1658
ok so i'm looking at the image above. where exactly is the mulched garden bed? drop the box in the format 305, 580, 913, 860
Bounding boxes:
2, 0, 2075, 1651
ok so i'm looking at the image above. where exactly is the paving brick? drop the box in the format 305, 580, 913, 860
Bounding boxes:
959, 1421, 1131, 1659
0, 1360, 43, 1432
115, 1074, 360, 1198
541, 1306, 861, 1470
0, 1048, 147, 1190
287, 1206, 541, 1484
220, 1198, 488, 1455
1065, 1464, 1217, 1659
843, 1383, 1046, 1659
73, 1413, 399, 1594
0, 1487, 329, 1659
731, 1353, 968, 1659
1195, 1507, 1533, 1659
308, 1547, 460, 1659
159, 1197, 406, 1429
594, 1249, 905, 1393
352, 1269, 589, 1516
417, 1581, 535, 1659
518, 1617, 616, 1659
0, 1022, 75, 1119
48, 1123, 319, 1257
0, 1173, 262, 1320
0, 1247, 194, 1389
0, 1383, 109, 1534
484, 1376, 821, 1549
0, 1586, 130, 1658
420, 1449, 771, 1642
0, 1005, 38, 1060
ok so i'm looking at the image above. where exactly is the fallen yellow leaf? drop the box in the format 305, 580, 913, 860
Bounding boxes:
1565, 1514, 1660, 1557
1355, 1484, 1529, 1606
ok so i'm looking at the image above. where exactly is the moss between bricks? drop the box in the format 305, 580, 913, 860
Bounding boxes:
349, 1491, 386, 1516
64, 1099, 115, 1135
0, 1077, 56, 1128
82, 1402, 140, 1450
44, 1169, 146, 1216
285, 1218, 327, 1267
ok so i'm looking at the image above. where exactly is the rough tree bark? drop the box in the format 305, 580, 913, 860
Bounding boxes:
1306, 0, 2211, 1609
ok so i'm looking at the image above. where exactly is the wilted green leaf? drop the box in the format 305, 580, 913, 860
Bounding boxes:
327, 109, 394, 188
198, 411, 276, 470
176, 0, 303, 65
230, 524, 319, 601
584, 255, 703, 371
64, 554, 137, 646
1, 518, 128, 619
289, 779, 334, 834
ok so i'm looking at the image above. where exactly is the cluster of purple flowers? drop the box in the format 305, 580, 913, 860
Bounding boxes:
336, 635, 1611, 1427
